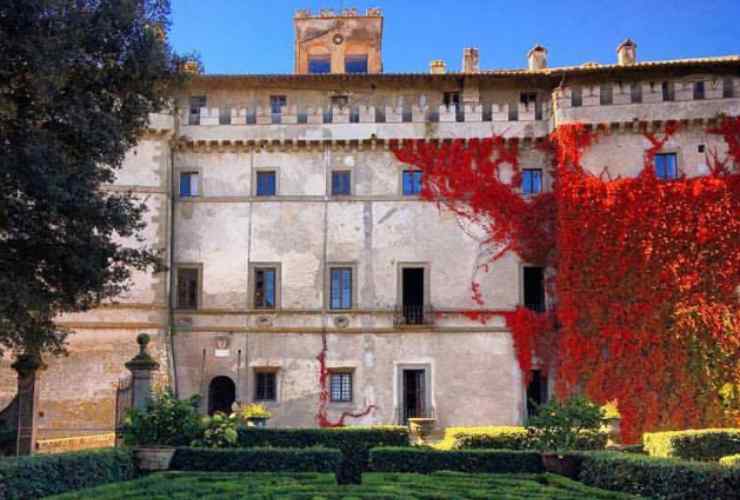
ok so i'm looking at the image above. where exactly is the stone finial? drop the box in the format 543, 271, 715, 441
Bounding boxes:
462, 48, 480, 73
341, 8, 358, 16
366, 7, 383, 16
430, 59, 447, 75
125, 333, 159, 371
294, 9, 311, 18
617, 38, 637, 66
319, 9, 335, 17
528, 45, 548, 71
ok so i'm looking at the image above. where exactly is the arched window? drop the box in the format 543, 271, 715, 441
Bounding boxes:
208, 376, 236, 415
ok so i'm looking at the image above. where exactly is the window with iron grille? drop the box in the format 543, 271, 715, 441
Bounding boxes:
402, 170, 423, 195
256, 171, 276, 196
254, 371, 276, 401
179, 172, 199, 197
254, 267, 277, 309
176, 268, 199, 309
693, 81, 705, 100
630, 82, 642, 104
330, 267, 352, 310
521, 169, 543, 195
655, 153, 678, 180
571, 87, 582, 107
329, 371, 352, 402
599, 84, 613, 105
331, 171, 351, 196
662, 81, 675, 102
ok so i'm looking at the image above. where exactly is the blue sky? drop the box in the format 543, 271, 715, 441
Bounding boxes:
170, 0, 740, 74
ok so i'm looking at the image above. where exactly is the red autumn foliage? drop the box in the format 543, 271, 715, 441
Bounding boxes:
391, 117, 740, 443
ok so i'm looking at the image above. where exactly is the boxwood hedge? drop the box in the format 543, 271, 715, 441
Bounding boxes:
719, 454, 740, 467
578, 451, 740, 500
169, 447, 341, 473
0, 448, 136, 500
436, 425, 606, 451
643, 428, 740, 461
370, 447, 544, 474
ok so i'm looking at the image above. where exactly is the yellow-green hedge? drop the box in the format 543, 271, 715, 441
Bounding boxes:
643, 429, 740, 462
719, 454, 740, 467
435, 426, 606, 451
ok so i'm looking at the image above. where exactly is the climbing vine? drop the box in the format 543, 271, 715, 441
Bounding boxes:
391, 117, 740, 442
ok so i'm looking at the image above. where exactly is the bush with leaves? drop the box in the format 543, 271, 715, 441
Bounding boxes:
122, 388, 201, 447
526, 396, 606, 453
192, 412, 240, 448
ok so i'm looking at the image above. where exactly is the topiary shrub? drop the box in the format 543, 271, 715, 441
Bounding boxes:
435, 426, 531, 450
370, 447, 544, 474
0, 448, 136, 500
527, 396, 606, 453
169, 447, 341, 473
578, 451, 740, 500
643, 428, 740, 462
122, 388, 202, 447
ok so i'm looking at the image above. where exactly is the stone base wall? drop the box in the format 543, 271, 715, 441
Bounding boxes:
36, 432, 116, 454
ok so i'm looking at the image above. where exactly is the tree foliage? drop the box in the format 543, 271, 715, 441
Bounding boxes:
0, 0, 186, 356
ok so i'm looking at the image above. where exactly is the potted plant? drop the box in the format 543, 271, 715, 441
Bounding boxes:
527, 395, 605, 479
407, 417, 436, 445
122, 388, 201, 471
192, 412, 240, 448
239, 403, 272, 428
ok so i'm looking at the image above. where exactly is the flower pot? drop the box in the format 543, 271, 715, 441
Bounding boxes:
133, 446, 175, 471
407, 418, 436, 445
247, 416, 269, 428
541, 453, 583, 480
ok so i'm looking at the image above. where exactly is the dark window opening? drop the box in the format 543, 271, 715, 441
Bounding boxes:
526, 369, 548, 417
331, 171, 351, 196
723, 77, 734, 98
330, 372, 352, 402
662, 81, 675, 102
189, 95, 206, 125
179, 172, 199, 197
176, 268, 198, 309
208, 376, 235, 415
270, 95, 287, 124
402, 170, 423, 195
308, 56, 331, 74
402, 268, 425, 325
571, 87, 582, 107
331, 95, 349, 108
254, 268, 276, 309
693, 81, 705, 100
521, 92, 542, 119
698, 144, 705, 154
219, 107, 231, 125
655, 153, 678, 180
444, 92, 464, 121
256, 171, 276, 196
600, 84, 613, 105
401, 369, 428, 423
330, 267, 352, 309
522, 169, 543, 195
523, 267, 545, 313
255, 371, 276, 401
345, 55, 368, 74
630, 82, 642, 104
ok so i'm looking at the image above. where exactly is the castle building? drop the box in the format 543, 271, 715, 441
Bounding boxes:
1, 8, 738, 446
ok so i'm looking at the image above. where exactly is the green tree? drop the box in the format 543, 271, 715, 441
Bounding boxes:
0, 0, 187, 358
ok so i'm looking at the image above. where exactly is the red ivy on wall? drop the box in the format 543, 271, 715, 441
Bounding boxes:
391, 117, 740, 442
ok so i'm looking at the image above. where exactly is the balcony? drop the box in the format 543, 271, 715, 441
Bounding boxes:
394, 305, 435, 327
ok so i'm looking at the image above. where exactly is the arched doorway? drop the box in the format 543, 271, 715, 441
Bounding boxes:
208, 376, 235, 415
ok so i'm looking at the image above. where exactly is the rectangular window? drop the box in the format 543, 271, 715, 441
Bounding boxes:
270, 95, 287, 124
401, 267, 425, 325
179, 172, 199, 197
331, 171, 351, 196
693, 81, 705, 100
521, 169, 543, 195
254, 267, 277, 309
345, 55, 368, 74
443, 92, 460, 108
723, 77, 734, 98
308, 56, 331, 74
599, 84, 613, 105
256, 171, 276, 196
329, 372, 353, 402
254, 371, 276, 401
523, 266, 545, 313
662, 81, 675, 102
189, 95, 206, 125
330, 267, 353, 310
402, 170, 423, 196
571, 87, 582, 107
654, 153, 678, 180
630, 82, 642, 103
176, 268, 199, 309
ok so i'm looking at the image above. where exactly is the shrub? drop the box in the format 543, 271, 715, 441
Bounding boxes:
437, 425, 606, 451
370, 447, 544, 474
169, 447, 341, 473
578, 451, 740, 500
719, 454, 740, 467
0, 421, 15, 457
238, 403, 272, 420
643, 428, 740, 461
236, 426, 408, 484
122, 388, 202, 447
0, 448, 136, 500
527, 396, 606, 453
191, 412, 239, 448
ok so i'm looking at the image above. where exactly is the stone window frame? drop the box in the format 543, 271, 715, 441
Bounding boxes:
396, 262, 432, 310
252, 367, 279, 402
248, 262, 282, 310
174, 263, 203, 310
653, 149, 682, 180
520, 168, 545, 196
395, 362, 434, 423
328, 368, 354, 403
325, 262, 359, 311
399, 168, 423, 197
253, 167, 279, 197
327, 168, 354, 198
176, 167, 202, 198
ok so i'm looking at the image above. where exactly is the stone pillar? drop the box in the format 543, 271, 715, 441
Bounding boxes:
12, 353, 45, 455
125, 334, 160, 411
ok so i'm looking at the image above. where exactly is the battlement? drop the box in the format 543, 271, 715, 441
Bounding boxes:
294, 7, 382, 19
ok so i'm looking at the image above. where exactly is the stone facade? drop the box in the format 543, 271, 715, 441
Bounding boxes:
1, 8, 738, 442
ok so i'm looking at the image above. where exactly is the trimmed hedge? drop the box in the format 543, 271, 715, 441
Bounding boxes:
643, 428, 740, 461
169, 447, 341, 473
720, 454, 740, 467
370, 447, 544, 474
578, 451, 740, 500
236, 426, 408, 484
0, 448, 136, 500
437, 426, 606, 451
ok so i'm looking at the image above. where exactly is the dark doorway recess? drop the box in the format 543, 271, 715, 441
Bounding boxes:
527, 369, 548, 417
208, 376, 236, 415
402, 369, 427, 423
402, 268, 425, 324
523, 267, 545, 312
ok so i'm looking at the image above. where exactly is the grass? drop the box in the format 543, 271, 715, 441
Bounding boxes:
47, 471, 641, 499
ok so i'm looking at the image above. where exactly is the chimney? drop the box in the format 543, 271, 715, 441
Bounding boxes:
430, 59, 447, 74
527, 45, 548, 71
617, 39, 637, 65
462, 48, 480, 73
